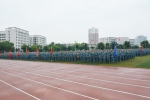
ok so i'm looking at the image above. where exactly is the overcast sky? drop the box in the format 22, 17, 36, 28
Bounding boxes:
0, 0, 150, 44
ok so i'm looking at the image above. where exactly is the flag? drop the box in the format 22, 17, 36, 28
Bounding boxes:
113, 42, 118, 58
140, 46, 143, 53
36, 46, 39, 58
26, 47, 29, 55
17, 50, 20, 58
50, 47, 54, 53
4, 51, 6, 55
9, 50, 12, 59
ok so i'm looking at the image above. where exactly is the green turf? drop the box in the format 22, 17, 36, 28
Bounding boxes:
71, 55, 150, 68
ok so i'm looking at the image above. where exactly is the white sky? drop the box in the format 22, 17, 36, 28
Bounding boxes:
0, 0, 150, 44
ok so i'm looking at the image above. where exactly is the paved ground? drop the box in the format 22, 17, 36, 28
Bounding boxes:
0, 59, 150, 100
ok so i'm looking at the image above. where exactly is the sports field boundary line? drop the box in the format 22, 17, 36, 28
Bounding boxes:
0, 80, 41, 100
0, 70, 150, 99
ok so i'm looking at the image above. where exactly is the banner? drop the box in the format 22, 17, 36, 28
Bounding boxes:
17, 50, 20, 58
36, 46, 39, 58
50, 47, 54, 53
26, 47, 29, 55
113, 42, 118, 58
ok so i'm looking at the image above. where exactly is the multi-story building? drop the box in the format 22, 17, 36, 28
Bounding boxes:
99, 37, 117, 44
134, 35, 147, 46
88, 27, 99, 48
0, 27, 29, 49
129, 39, 135, 46
117, 37, 129, 44
0, 31, 6, 42
29, 35, 47, 47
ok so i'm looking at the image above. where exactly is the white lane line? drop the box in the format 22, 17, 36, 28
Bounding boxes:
0, 71, 98, 100
32, 68, 150, 82
1, 70, 150, 99
1, 59, 150, 73
32, 67, 150, 79
0, 80, 41, 100
1, 68, 150, 88
4, 63, 150, 78
1, 62, 150, 78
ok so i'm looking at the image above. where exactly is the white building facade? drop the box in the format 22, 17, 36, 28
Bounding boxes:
99, 37, 117, 44
99, 37, 130, 45
88, 27, 99, 48
29, 35, 47, 47
129, 39, 135, 46
116, 37, 129, 44
0, 31, 6, 42
0, 27, 29, 49
134, 35, 147, 46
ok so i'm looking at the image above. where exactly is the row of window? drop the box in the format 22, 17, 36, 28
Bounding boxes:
0, 34, 5, 36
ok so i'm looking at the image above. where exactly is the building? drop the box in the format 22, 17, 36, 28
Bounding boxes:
129, 39, 135, 46
29, 35, 47, 47
117, 37, 129, 44
88, 27, 99, 48
99, 37, 117, 44
0, 31, 6, 42
0, 27, 29, 49
134, 35, 147, 46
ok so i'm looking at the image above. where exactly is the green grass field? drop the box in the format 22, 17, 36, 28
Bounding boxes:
101, 55, 150, 68
71, 55, 150, 68
40, 55, 150, 68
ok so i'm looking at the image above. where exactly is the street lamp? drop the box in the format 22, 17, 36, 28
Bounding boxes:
75, 41, 76, 51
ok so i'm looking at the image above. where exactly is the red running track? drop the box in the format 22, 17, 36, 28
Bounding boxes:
0, 59, 150, 100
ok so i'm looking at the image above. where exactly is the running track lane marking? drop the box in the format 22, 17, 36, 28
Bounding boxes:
0, 70, 150, 99
34, 70, 150, 82
28, 68, 150, 82
0, 71, 99, 100
5, 63, 150, 78
33, 67, 150, 79
1, 67, 150, 89
1, 62, 150, 78
0, 80, 41, 100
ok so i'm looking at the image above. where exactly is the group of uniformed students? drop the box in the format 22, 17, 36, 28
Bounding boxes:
0, 48, 150, 63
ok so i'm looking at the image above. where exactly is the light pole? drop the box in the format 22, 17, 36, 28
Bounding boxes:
75, 41, 76, 51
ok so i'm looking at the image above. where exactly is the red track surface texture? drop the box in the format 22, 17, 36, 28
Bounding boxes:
0, 60, 150, 100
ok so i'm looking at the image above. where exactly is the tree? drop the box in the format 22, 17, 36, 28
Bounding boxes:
140, 40, 149, 48
97, 42, 104, 50
0, 41, 15, 52
105, 43, 110, 49
124, 41, 131, 49
110, 42, 115, 49
31, 44, 38, 52
118, 44, 123, 49
131, 45, 139, 49
21, 44, 28, 52
43, 46, 49, 52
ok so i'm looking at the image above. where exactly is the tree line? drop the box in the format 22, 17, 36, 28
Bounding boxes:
0, 40, 150, 52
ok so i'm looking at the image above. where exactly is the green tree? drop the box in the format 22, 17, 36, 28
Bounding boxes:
124, 41, 131, 49
21, 44, 28, 52
105, 43, 110, 49
43, 46, 49, 52
140, 40, 149, 48
118, 44, 123, 49
131, 45, 139, 49
0, 41, 15, 52
31, 44, 38, 52
97, 42, 104, 50
110, 42, 115, 49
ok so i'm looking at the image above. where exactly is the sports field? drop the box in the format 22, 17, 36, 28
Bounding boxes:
0, 59, 150, 100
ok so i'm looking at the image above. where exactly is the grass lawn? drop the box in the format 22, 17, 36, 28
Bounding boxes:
71, 55, 150, 68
